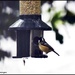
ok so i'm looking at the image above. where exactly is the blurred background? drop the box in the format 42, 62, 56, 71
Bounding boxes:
0, 0, 75, 74
0, 1, 19, 40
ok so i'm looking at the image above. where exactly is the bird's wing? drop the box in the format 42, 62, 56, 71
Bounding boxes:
41, 41, 54, 50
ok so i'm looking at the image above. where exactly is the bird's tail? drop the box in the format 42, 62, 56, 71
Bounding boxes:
52, 50, 60, 56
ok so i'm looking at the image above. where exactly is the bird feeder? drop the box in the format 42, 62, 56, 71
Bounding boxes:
9, 1, 52, 58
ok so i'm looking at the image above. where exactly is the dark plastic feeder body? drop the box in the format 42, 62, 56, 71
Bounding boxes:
9, 15, 52, 58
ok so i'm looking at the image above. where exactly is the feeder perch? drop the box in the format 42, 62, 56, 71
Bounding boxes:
9, 1, 52, 58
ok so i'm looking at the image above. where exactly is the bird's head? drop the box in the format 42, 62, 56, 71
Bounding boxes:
38, 37, 45, 45
33, 36, 45, 45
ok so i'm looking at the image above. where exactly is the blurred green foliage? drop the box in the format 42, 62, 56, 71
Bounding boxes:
44, 1, 75, 44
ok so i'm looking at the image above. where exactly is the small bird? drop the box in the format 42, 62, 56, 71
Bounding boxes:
38, 37, 60, 56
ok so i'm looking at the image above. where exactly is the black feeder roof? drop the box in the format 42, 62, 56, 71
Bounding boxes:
9, 15, 52, 30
